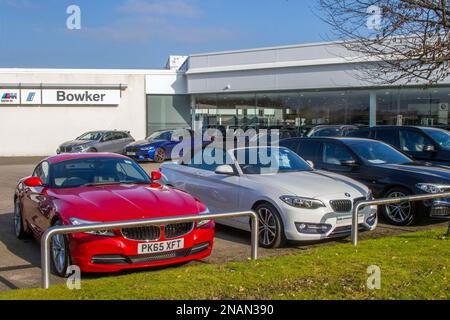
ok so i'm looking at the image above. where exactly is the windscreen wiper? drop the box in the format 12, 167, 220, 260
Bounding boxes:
83, 182, 122, 187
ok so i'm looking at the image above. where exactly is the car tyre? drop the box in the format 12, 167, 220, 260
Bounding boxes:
381, 187, 417, 226
14, 199, 30, 239
86, 148, 97, 153
153, 148, 166, 163
50, 220, 71, 277
254, 203, 286, 248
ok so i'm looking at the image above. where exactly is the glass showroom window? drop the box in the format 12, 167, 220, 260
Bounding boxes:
297, 90, 370, 126
429, 87, 450, 127
195, 94, 218, 128
217, 93, 257, 128
256, 92, 300, 128
196, 93, 257, 129
376, 87, 450, 127
147, 95, 191, 135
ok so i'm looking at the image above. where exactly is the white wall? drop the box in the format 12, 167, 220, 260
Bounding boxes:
0, 70, 148, 156
145, 70, 187, 95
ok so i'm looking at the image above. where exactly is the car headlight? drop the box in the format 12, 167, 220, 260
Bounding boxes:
280, 195, 325, 209
197, 208, 211, 227
69, 218, 116, 237
416, 183, 450, 194
141, 146, 155, 151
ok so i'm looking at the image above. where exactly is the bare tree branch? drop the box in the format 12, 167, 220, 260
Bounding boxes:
316, 0, 450, 84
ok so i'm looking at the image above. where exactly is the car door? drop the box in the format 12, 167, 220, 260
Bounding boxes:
315, 141, 359, 176
111, 132, 131, 154
21, 161, 52, 236
373, 128, 400, 149
98, 132, 115, 152
189, 148, 240, 213
399, 129, 436, 161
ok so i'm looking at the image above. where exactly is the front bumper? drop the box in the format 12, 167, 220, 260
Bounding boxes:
68, 225, 214, 273
423, 198, 450, 219
124, 149, 155, 161
280, 203, 378, 242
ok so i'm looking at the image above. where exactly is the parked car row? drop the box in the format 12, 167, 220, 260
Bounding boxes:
160, 146, 377, 248
280, 137, 450, 226
347, 125, 450, 166
57, 129, 209, 163
24, 125, 448, 277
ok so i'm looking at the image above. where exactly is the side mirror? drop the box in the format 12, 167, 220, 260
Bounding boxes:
340, 159, 358, 167
24, 176, 43, 187
423, 145, 436, 152
307, 160, 314, 169
151, 171, 162, 181
215, 165, 235, 175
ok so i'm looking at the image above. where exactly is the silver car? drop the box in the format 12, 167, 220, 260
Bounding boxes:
57, 131, 135, 154
161, 146, 377, 248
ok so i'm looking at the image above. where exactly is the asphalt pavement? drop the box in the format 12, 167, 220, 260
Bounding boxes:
0, 157, 446, 291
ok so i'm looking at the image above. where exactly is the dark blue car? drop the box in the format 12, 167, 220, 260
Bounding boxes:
124, 129, 208, 163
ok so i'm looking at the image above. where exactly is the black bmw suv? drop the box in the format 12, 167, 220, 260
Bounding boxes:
347, 126, 450, 166
280, 137, 450, 226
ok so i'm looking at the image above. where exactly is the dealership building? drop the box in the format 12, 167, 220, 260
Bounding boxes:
1, 41, 449, 156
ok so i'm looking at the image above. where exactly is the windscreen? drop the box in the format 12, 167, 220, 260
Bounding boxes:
50, 157, 151, 188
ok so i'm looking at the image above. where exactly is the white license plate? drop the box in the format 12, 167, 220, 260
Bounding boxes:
337, 214, 364, 225
126, 152, 136, 156
137, 239, 184, 255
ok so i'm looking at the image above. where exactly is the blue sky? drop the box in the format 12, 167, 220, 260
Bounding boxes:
0, 0, 332, 69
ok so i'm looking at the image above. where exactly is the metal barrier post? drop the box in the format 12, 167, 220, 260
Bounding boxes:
352, 192, 450, 246
41, 211, 258, 289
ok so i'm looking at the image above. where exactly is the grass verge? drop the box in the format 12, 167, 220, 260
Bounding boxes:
0, 229, 448, 300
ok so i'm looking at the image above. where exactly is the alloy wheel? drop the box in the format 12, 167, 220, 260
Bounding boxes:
51, 234, 67, 274
257, 207, 277, 246
384, 191, 412, 224
14, 202, 21, 237
154, 148, 166, 163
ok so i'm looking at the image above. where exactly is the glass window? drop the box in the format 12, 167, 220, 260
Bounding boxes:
297, 140, 322, 161
322, 143, 354, 165
256, 92, 299, 128
113, 132, 126, 140
102, 133, 114, 142
234, 147, 312, 174
185, 148, 234, 171
201, 148, 234, 172
310, 127, 342, 137
147, 95, 191, 135
33, 161, 50, 185
374, 129, 398, 147
279, 139, 299, 153
376, 87, 450, 126
422, 128, 450, 151
347, 129, 371, 138
78, 132, 102, 141
347, 140, 412, 164
399, 130, 434, 152
51, 158, 150, 189
298, 91, 369, 127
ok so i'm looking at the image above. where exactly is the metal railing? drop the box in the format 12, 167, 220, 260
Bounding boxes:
41, 211, 259, 289
351, 192, 450, 246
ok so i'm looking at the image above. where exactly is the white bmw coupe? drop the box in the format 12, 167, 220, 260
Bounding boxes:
160, 146, 377, 248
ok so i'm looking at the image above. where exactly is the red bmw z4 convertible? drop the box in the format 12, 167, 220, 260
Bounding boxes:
13, 153, 214, 276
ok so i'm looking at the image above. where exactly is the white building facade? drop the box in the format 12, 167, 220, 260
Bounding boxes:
1, 41, 449, 156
